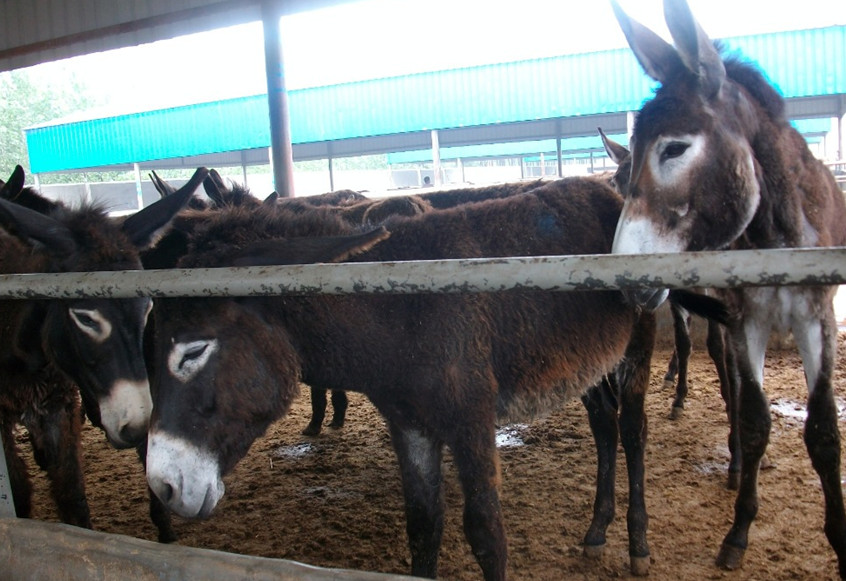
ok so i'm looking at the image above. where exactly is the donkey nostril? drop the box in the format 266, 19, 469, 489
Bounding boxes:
119, 422, 146, 447
159, 482, 174, 504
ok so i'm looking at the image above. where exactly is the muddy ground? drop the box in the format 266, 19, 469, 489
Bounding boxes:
21, 332, 846, 580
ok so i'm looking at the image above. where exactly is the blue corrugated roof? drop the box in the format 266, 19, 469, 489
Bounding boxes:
25, 26, 846, 174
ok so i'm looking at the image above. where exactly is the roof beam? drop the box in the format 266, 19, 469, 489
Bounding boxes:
0, 0, 360, 73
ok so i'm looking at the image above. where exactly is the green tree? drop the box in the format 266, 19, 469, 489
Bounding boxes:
0, 68, 99, 183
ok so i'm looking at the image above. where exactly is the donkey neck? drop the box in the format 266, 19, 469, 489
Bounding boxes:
729, 85, 807, 250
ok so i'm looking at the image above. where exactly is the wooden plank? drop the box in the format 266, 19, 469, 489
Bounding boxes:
0, 518, 416, 580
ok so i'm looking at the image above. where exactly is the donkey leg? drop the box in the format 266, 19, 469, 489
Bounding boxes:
451, 425, 507, 581
719, 333, 742, 490
795, 309, 846, 578
328, 390, 348, 429
716, 325, 771, 571
663, 301, 687, 390
669, 306, 692, 419
25, 395, 92, 528
1, 420, 33, 518
302, 387, 328, 436
706, 320, 730, 413
581, 379, 618, 559
617, 312, 655, 576
387, 422, 444, 579
663, 349, 679, 390
136, 440, 177, 543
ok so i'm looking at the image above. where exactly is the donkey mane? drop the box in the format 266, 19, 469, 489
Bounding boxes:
56, 205, 141, 271
722, 50, 786, 122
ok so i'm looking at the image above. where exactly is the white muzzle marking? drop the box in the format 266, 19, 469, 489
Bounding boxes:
612, 213, 686, 255
99, 379, 152, 448
146, 430, 225, 519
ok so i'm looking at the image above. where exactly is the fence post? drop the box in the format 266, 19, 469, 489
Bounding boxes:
0, 432, 15, 518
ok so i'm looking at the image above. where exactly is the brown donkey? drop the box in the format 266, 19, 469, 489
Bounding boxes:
611, 0, 846, 577
145, 177, 662, 579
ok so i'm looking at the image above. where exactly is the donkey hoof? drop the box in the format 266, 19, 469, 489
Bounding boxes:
630, 554, 651, 577
583, 543, 605, 560
760, 453, 773, 470
716, 542, 745, 570
301, 424, 322, 436
662, 379, 675, 390
669, 406, 684, 420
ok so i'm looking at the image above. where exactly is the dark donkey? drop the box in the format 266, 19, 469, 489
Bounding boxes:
145, 177, 661, 579
0, 165, 206, 527
299, 179, 560, 436
599, 129, 740, 487
611, 0, 846, 577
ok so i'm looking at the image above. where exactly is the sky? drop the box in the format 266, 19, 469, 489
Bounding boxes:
18, 0, 846, 116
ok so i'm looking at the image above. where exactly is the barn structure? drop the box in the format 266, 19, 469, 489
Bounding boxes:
1, 1, 846, 579
9, 3, 846, 202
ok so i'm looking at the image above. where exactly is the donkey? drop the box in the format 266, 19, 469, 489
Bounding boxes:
145, 177, 662, 579
599, 129, 739, 486
300, 180, 582, 437
610, 0, 846, 577
0, 165, 207, 528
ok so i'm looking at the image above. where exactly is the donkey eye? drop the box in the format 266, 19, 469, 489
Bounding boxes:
168, 339, 219, 383
72, 311, 98, 330
181, 343, 208, 367
661, 141, 689, 162
69, 308, 112, 342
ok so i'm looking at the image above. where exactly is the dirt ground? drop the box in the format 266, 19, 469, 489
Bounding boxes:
21, 332, 846, 580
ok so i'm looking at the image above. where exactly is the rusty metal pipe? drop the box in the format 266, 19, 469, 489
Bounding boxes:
0, 248, 842, 300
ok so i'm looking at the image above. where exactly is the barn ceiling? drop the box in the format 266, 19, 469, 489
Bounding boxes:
0, 0, 355, 73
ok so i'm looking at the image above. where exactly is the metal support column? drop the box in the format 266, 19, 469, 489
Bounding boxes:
556, 136, 563, 177
431, 130, 442, 186
133, 163, 144, 210
262, 2, 295, 198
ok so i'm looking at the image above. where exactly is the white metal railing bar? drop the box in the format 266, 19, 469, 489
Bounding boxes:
0, 247, 843, 300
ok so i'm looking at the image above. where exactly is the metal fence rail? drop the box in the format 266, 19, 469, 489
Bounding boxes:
1, 246, 844, 579
0, 247, 844, 299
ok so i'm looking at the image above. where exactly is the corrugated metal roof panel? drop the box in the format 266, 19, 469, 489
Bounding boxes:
25, 26, 846, 174
26, 96, 272, 172
722, 27, 846, 98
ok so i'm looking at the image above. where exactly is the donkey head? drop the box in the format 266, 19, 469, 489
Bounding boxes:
146, 225, 389, 518
0, 166, 208, 449
610, 0, 762, 260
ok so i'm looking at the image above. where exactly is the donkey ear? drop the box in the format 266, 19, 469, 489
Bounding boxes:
203, 169, 229, 207
1, 166, 61, 215
0, 165, 26, 199
598, 128, 629, 165
232, 226, 391, 267
663, 0, 725, 97
123, 167, 208, 250
0, 196, 76, 256
611, 0, 682, 84
263, 192, 279, 205
149, 170, 177, 198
